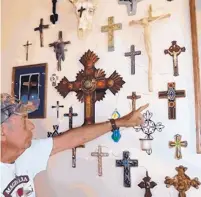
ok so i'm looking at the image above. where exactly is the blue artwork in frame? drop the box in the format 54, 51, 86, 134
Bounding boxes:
12, 63, 48, 119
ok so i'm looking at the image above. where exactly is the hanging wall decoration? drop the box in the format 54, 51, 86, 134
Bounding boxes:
91, 145, 109, 176
55, 50, 125, 125
101, 16, 122, 52
127, 91, 141, 111
138, 171, 157, 197
47, 125, 63, 137
50, 0, 58, 24
50, 74, 59, 87
23, 41, 32, 61
111, 109, 121, 142
51, 101, 64, 119
158, 82, 186, 119
49, 31, 71, 71
129, 5, 170, 92
164, 41, 186, 76
116, 151, 138, 187
165, 165, 200, 197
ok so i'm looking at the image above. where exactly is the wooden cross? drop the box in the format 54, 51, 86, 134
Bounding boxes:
78, 6, 86, 18
49, 31, 71, 71
51, 101, 64, 118
164, 41, 186, 76
158, 82, 186, 119
169, 134, 188, 160
116, 151, 138, 187
165, 165, 200, 197
138, 171, 157, 197
101, 16, 122, 52
34, 18, 49, 47
91, 145, 109, 176
127, 92, 141, 111
50, 0, 58, 24
55, 50, 125, 125
23, 41, 32, 61
129, 5, 170, 92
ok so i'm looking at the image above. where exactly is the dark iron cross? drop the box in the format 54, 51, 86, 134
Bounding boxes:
158, 82, 186, 119
34, 18, 49, 47
138, 171, 157, 197
23, 41, 32, 61
164, 41, 186, 76
50, 0, 58, 24
116, 151, 138, 187
51, 101, 64, 118
125, 45, 141, 75
78, 6, 86, 18
127, 91, 141, 110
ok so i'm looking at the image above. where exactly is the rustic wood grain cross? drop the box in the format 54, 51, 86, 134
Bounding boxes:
127, 92, 141, 111
23, 41, 32, 61
51, 101, 64, 118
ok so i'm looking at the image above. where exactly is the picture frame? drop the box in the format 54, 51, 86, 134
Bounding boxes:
189, 0, 201, 153
11, 63, 48, 119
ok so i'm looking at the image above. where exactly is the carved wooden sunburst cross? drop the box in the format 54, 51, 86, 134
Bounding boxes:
55, 50, 125, 125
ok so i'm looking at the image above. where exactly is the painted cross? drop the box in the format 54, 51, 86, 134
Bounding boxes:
50, 0, 58, 24
164, 41, 186, 76
91, 145, 109, 176
51, 101, 64, 118
169, 134, 188, 160
55, 50, 125, 125
116, 151, 138, 187
34, 18, 49, 47
138, 171, 157, 197
47, 125, 63, 137
127, 92, 141, 111
23, 41, 32, 61
101, 16, 122, 52
165, 165, 200, 197
49, 31, 71, 71
158, 82, 186, 119
125, 45, 141, 75
78, 6, 86, 18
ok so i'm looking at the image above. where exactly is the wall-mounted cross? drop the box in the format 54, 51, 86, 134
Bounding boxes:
78, 6, 86, 18
91, 145, 109, 176
51, 101, 64, 118
23, 41, 32, 61
116, 151, 138, 187
158, 82, 186, 119
127, 92, 141, 111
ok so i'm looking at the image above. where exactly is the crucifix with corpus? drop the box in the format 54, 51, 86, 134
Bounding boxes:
129, 5, 171, 92
55, 50, 125, 126
23, 41, 32, 61
127, 91, 141, 111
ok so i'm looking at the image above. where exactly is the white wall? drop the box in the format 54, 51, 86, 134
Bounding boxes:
1, 0, 201, 196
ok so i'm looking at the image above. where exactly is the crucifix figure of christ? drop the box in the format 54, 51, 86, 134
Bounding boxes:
34, 18, 49, 47
127, 91, 141, 111
116, 151, 138, 187
165, 165, 200, 197
169, 134, 188, 160
125, 45, 141, 75
91, 145, 109, 176
138, 171, 157, 197
101, 16, 122, 52
51, 101, 64, 119
129, 5, 171, 92
158, 82, 186, 119
23, 41, 32, 61
49, 31, 71, 71
55, 50, 125, 125
164, 41, 186, 76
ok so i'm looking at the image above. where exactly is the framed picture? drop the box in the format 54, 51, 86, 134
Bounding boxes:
12, 63, 48, 119
189, 0, 201, 153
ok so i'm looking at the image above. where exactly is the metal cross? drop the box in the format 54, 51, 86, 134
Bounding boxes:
91, 146, 109, 176
78, 6, 86, 18
127, 92, 141, 111
169, 134, 188, 160
51, 101, 64, 118
23, 41, 32, 61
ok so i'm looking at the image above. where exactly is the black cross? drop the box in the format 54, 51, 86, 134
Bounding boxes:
125, 45, 141, 75
23, 41, 32, 61
78, 6, 86, 18
51, 101, 64, 118
116, 151, 138, 187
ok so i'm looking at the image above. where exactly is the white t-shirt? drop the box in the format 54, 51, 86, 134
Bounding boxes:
0, 138, 53, 197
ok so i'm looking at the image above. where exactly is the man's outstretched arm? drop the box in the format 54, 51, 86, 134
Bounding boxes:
51, 104, 149, 155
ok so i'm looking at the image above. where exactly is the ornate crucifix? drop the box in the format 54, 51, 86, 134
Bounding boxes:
51, 101, 64, 118
78, 6, 86, 18
49, 31, 71, 71
101, 16, 122, 52
169, 134, 188, 160
55, 50, 125, 125
116, 151, 138, 187
91, 146, 109, 176
23, 41, 32, 61
34, 18, 49, 47
138, 171, 157, 197
158, 82, 186, 119
50, 0, 58, 24
125, 45, 141, 75
164, 41, 186, 76
127, 91, 141, 111
129, 5, 170, 92
165, 165, 200, 197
